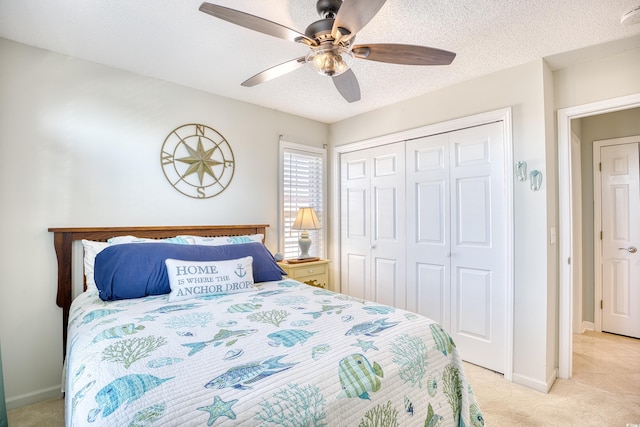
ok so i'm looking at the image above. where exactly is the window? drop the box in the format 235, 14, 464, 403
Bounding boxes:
280, 141, 325, 260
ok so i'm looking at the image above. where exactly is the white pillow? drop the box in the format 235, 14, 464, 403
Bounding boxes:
178, 234, 263, 246
81, 239, 109, 292
107, 235, 194, 245
165, 256, 255, 302
81, 236, 193, 292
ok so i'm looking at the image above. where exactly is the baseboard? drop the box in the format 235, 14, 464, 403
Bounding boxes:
546, 368, 558, 392
512, 368, 557, 394
581, 321, 595, 332
5, 384, 63, 411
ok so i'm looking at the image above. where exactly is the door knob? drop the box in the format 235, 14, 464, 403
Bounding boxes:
618, 246, 638, 253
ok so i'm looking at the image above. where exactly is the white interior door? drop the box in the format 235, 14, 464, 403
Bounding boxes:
406, 122, 506, 373
340, 150, 371, 300
340, 143, 405, 306
370, 144, 406, 308
406, 133, 451, 325
600, 141, 640, 339
449, 123, 506, 373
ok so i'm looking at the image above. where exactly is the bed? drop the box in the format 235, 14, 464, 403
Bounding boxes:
49, 224, 485, 427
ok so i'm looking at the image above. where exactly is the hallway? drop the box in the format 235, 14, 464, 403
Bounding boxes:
465, 330, 640, 426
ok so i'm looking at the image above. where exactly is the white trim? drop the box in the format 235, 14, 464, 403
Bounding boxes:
571, 131, 583, 336
331, 108, 514, 381
557, 92, 640, 380
512, 368, 558, 393
582, 321, 595, 332
5, 385, 62, 411
592, 140, 603, 333
333, 108, 512, 155
278, 140, 327, 258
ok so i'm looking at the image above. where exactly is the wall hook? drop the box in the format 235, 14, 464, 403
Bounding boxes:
515, 161, 527, 181
530, 170, 542, 191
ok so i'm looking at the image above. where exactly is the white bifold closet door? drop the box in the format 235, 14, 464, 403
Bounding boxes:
340, 121, 507, 373
405, 122, 506, 373
340, 142, 406, 308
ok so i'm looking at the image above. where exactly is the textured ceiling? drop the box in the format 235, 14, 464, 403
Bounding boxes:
1, 0, 640, 123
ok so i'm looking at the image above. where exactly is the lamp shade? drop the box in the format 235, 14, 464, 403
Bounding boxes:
291, 207, 321, 259
292, 207, 321, 231
306, 45, 354, 77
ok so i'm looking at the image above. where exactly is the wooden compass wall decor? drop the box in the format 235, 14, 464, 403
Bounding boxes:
161, 123, 235, 198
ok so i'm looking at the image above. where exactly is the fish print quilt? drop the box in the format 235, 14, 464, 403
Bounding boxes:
65, 279, 485, 426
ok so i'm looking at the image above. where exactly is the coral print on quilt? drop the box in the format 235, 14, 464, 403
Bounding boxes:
65, 279, 484, 426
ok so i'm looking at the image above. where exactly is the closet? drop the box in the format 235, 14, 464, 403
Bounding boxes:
340, 142, 406, 309
340, 121, 507, 373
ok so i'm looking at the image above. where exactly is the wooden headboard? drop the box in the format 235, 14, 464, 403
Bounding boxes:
48, 224, 269, 356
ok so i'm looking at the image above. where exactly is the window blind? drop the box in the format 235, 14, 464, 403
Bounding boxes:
281, 145, 325, 260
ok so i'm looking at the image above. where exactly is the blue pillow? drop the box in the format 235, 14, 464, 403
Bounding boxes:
94, 242, 285, 301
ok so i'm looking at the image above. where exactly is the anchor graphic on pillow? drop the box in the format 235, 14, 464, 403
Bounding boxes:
235, 264, 247, 278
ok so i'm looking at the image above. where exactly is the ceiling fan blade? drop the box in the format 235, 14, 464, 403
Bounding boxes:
241, 57, 307, 87
332, 0, 387, 43
199, 3, 316, 46
352, 44, 456, 65
332, 69, 361, 103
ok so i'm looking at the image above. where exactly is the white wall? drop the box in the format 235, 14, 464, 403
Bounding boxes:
554, 48, 640, 110
554, 48, 640, 324
3, 35, 639, 407
328, 46, 640, 391
329, 60, 554, 390
0, 37, 328, 408
554, 48, 640, 323
543, 61, 560, 386
553, 46, 640, 378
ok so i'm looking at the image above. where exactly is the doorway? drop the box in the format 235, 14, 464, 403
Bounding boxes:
594, 137, 640, 339
558, 93, 640, 379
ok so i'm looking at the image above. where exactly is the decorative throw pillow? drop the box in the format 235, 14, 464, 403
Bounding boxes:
179, 234, 263, 245
165, 257, 255, 302
94, 242, 285, 301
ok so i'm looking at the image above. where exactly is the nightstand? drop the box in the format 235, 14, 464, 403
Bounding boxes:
278, 259, 330, 289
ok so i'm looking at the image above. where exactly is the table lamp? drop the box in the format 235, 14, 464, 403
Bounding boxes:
291, 207, 321, 259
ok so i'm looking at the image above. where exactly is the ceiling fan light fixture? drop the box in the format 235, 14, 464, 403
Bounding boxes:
198, 0, 456, 102
306, 45, 354, 77
621, 5, 640, 25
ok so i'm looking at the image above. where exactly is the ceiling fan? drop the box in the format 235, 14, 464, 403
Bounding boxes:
199, 0, 456, 103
